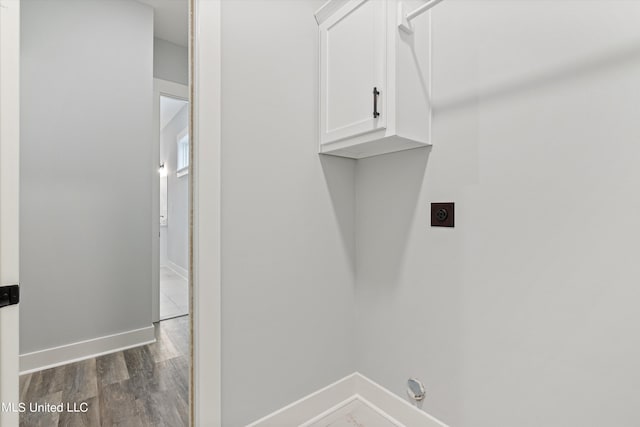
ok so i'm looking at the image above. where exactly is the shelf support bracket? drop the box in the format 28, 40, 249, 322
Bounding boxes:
398, 0, 446, 34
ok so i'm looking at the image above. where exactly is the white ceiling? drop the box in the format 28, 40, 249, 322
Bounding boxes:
160, 96, 188, 130
137, 0, 188, 47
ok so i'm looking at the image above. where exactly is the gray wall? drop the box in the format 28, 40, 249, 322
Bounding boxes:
154, 37, 188, 85
160, 104, 189, 271
20, 0, 153, 353
220, 1, 356, 425
355, 1, 640, 426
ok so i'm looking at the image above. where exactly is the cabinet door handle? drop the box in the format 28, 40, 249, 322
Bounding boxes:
373, 87, 380, 118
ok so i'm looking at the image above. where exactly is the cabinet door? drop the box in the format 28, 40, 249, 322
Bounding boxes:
320, 0, 387, 145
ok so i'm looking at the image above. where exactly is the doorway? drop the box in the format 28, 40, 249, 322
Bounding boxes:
16, 1, 192, 425
158, 94, 190, 321
1, 1, 221, 426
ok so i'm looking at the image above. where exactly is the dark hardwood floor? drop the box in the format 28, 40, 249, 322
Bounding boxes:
19, 316, 189, 427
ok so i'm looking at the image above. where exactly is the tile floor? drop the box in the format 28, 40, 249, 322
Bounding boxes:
308, 399, 400, 427
160, 266, 188, 320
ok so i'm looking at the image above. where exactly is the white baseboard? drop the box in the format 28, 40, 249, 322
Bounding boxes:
247, 372, 448, 427
19, 325, 156, 375
165, 260, 188, 280
354, 374, 448, 427
247, 373, 357, 427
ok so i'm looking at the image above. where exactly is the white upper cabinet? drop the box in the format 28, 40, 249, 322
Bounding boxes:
316, 0, 432, 159
320, 0, 387, 145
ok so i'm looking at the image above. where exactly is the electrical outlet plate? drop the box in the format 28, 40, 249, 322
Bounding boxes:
431, 202, 454, 227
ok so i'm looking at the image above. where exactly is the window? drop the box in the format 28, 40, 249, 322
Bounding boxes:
177, 127, 189, 177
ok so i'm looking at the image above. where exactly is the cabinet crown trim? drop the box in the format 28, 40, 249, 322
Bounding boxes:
314, 0, 350, 25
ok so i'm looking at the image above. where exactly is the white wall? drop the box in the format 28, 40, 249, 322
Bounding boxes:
355, 1, 640, 426
160, 223, 168, 267
20, 0, 154, 354
220, 1, 357, 425
160, 104, 189, 272
154, 37, 188, 85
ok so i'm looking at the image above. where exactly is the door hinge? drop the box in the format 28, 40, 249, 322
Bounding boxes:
0, 284, 19, 308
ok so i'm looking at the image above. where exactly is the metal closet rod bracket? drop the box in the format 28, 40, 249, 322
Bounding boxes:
398, 0, 446, 34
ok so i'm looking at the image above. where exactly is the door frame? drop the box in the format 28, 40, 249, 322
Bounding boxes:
190, 0, 222, 425
0, 0, 21, 425
152, 78, 189, 324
